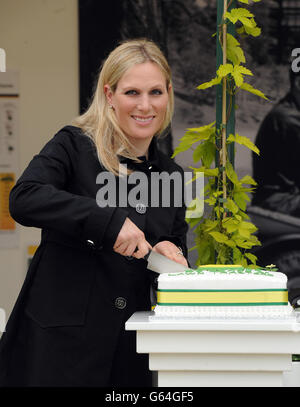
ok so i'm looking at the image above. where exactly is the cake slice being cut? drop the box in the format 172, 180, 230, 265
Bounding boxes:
152, 265, 294, 319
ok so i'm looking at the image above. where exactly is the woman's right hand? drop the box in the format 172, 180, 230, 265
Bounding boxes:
113, 217, 152, 259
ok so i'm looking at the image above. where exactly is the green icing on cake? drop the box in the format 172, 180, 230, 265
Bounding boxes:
168, 265, 274, 277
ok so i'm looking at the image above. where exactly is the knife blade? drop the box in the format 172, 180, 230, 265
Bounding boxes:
144, 249, 188, 274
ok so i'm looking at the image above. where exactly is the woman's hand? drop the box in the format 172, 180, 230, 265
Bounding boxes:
152, 240, 188, 266
113, 217, 152, 259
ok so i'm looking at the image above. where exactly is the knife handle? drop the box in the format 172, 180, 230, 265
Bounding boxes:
133, 246, 151, 261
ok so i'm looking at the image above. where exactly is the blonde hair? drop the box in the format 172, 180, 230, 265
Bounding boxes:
72, 38, 174, 176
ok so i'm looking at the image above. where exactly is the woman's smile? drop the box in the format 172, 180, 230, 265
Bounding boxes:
131, 115, 155, 124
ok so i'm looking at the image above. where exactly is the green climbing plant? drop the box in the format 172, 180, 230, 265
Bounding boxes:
172, 0, 267, 267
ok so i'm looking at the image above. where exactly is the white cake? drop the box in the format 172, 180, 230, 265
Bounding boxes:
151, 265, 294, 320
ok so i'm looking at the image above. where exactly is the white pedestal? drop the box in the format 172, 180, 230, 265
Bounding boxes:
283, 362, 300, 387
125, 311, 300, 387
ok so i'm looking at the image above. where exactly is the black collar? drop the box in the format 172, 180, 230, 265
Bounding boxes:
118, 137, 162, 171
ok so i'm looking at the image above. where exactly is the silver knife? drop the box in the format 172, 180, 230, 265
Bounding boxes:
144, 249, 188, 274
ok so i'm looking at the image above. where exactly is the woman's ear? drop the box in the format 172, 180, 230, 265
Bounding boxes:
104, 84, 113, 107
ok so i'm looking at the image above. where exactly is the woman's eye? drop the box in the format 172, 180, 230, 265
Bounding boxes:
124, 89, 163, 95
151, 89, 163, 95
125, 90, 138, 95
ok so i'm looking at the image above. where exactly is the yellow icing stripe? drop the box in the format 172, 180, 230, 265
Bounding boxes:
198, 264, 243, 268
157, 290, 288, 305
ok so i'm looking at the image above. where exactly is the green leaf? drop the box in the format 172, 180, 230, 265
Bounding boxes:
204, 197, 216, 207
238, 228, 251, 239
217, 246, 232, 264
184, 130, 210, 140
225, 8, 254, 25
240, 211, 250, 220
186, 121, 215, 133
209, 231, 229, 243
240, 82, 268, 100
196, 238, 214, 264
240, 221, 257, 231
192, 141, 216, 167
238, 0, 249, 3
225, 161, 239, 185
217, 63, 233, 78
237, 26, 246, 36
172, 137, 199, 157
240, 175, 257, 185
202, 142, 216, 167
226, 133, 235, 144
223, 239, 236, 248
172, 123, 216, 158
244, 252, 258, 264
197, 76, 222, 90
193, 143, 204, 163
203, 219, 218, 232
238, 221, 257, 239
223, 218, 239, 233
240, 257, 249, 268
213, 190, 223, 198
230, 133, 260, 155
232, 237, 253, 249
233, 191, 249, 211
192, 166, 219, 177
248, 234, 261, 246
232, 71, 243, 87
234, 214, 242, 221
232, 65, 253, 87
226, 33, 240, 48
233, 247, 243, 263
227, 34, 246, 65
239, 16, 256, 28
224, 199, 239, 214
184, 123, 216, 143
234, 65, 253, 76
244, 19, 261, 37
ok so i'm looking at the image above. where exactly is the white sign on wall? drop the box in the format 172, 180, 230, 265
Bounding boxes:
0, 71, 19, 248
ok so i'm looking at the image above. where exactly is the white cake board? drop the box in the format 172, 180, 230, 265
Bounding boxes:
125, 311, 300, 387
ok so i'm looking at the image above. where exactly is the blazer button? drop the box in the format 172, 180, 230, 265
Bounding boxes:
86, 240, 103, 251
115, 297, 127, 309
86, 239, 95, 248
125, 256, 134, 261
135, 203, 147, 214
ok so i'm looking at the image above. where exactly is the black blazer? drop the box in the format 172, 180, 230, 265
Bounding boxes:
0, 125, 189, 386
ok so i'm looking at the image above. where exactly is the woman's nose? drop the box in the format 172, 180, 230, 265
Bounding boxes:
137, 95, 151, 111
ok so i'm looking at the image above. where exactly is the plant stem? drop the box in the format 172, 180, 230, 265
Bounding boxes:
221, 0, 228, 210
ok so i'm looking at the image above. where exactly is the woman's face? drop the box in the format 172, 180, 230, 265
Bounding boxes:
105, 62, 171, 145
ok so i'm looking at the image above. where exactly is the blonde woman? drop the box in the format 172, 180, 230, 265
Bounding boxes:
0, 39, 189, 387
